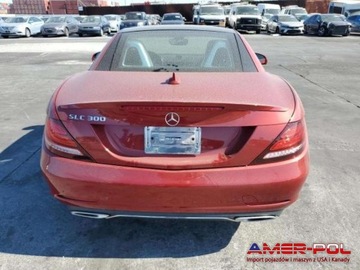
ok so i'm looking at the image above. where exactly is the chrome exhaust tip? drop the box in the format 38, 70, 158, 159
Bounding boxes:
234, 215, 277, 222
71, 211, 110, 219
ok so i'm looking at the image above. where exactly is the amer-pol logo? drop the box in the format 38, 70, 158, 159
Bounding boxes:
247, 242, 351, 255
246, 242, 351, 264
165, 112, 180, 127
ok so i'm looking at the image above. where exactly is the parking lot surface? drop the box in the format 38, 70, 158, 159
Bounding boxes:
0, 33, 359, 270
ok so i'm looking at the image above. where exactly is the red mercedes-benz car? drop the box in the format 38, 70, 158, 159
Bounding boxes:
40, 25, 309, 222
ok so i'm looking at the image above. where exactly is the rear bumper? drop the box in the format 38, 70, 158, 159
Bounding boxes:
40, 145, 309, 218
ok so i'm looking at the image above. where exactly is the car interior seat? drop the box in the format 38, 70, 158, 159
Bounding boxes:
122, 40, 153, 68
202, 40, 232, 69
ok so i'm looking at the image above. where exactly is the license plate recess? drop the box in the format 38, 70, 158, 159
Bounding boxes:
145, 126, 201, 155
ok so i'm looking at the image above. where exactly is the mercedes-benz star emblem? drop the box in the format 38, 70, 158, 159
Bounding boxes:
165, 112, 180, 127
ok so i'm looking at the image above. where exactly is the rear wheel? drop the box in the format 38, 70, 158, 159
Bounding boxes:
275, 27, 280, 34
42, 34, 48, 37
256, 29, 260, 34
78, 33, 83, 37
25, 28, 31, 38
2, 35, 9, 38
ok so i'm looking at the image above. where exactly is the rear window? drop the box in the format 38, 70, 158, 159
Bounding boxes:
97, 29, 257, 72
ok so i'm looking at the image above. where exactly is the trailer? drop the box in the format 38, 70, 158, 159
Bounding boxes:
328, 0, 360, 17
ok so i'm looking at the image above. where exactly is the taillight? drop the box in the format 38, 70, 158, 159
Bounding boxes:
44, 101, 85, 158
252, 120, 306, 164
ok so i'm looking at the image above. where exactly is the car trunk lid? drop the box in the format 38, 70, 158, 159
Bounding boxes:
55, 71, 295, 169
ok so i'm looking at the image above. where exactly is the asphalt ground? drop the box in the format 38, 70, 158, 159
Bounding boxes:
0, 33, 359, 270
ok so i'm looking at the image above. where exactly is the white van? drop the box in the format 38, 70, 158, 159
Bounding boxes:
257, 3, 280, 30
193, 4, 226, 27
228, 4, 262, 33
257, 3, 281, 17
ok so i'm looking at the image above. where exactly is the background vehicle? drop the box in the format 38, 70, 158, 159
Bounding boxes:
228, 4, 262, 33
347, 13, 360, 32
119, 12, 149, 30
258, 3, 281, 17
74, 15, 87, 23
224, 5, 231, 27
297, 14, 310, 23
281, 5, 308, 21
40, 26, 309, 222
193, 4, 225, 26
78, 15, 110, 37
304, 13, 351, 36
328, 0, 360, 17
104, 14, 122, 33
148, 14, 161, 25
0, 16, 43, 38
266, 14, 304, 35
161, 13, 185, 25
258, 3, 281, 30
0, 14, 15, 22
41, 15, 79, 37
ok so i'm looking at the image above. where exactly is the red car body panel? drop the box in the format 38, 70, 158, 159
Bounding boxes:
54, 72, 296, 169
41, 145, 308, 213
40, 26, 309, 221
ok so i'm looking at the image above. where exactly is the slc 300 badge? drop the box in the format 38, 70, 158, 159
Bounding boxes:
68, 114, 106, 122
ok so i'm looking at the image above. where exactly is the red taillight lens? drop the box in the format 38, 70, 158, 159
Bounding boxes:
268, 121, 304, 152
44, 102, 84, 158
252, 120, 306, 164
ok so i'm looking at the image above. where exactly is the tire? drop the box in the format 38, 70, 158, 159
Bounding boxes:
25, 28, 31, 38
78, 33, 83, 37
318, 26, 326, 37
275, 27, 280, 34
65, 27, 69, 37
266, 25, 270, 34
2, 35, 9, 38
42, 34, 48, 38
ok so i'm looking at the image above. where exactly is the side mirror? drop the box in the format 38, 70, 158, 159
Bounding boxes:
92, 52, 101, 62
256, 53, 267, 65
